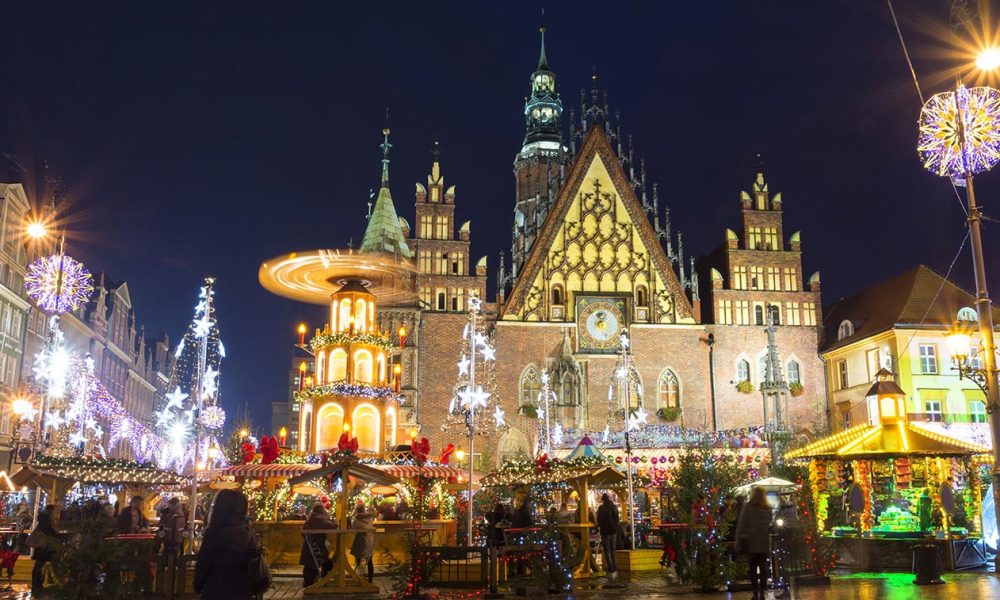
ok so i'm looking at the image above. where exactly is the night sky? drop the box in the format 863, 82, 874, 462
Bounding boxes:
1, 1, 996, 433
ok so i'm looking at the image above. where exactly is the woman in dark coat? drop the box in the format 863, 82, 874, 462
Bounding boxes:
300, 504, 336, 587
736, 486, 774, 600
30, 508, 60, 593
194, 489, 258, 599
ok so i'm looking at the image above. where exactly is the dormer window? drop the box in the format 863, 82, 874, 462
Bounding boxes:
838, 320, 854, 340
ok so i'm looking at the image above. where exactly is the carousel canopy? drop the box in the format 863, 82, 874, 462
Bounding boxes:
565, 435, 606, 461
784, 422, 991, 461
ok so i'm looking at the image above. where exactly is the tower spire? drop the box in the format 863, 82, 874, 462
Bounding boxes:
538, 26, 549, 70
380, 125, 392, 187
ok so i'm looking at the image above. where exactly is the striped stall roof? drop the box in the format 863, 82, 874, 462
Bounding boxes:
371, 464, 467, 479
205, 463, 322, 479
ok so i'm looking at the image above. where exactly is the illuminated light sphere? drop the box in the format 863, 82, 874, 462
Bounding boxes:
25, 254, 95, 313
27, 222, 48, 239
917, 85, 1000, 178
200, 405, 226, 430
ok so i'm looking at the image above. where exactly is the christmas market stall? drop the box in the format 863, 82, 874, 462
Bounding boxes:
479, 447, 626, 580
784, 370, 993, 570
11, 456, 188, 520
287, 451, 400, 594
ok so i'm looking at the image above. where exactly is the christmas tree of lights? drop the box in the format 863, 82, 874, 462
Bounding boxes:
157, 277, 226, 469
441, 292, 507, 545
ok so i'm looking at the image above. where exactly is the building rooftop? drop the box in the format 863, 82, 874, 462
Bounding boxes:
822, 264, 1000, 352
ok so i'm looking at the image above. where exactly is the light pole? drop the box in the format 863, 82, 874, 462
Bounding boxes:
609, 330, 645, 550
917, 47, 1000, 568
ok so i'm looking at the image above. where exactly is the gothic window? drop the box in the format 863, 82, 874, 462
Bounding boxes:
551, 284, 564, 306
736, 359, 750, 383
436, 291, 446, 311
837, 320, 854, 340
803, 303, 817, 326
555, 371, 580, 406
787, 360, 801, 385
768, 304, 781, 325
519, 366, 541, 406
754, 305, 765, 325
657, 369, 680, 409
635, 285, 648, 307
750, 267, 764, 290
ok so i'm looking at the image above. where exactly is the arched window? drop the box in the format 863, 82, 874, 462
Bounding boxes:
754, 305, 765, 325
657, 369, 680, 408
552, 285, 564, 306
437, 292, 446, 311
355, 299, 367, 332
787, 360, 801, 385
338, 299, 352, 332
316, 350, 325, 385
635, 285, 648, 307
316, 403, 344, 451
768, 304, 780, 325
353, 403, 380, 452
385, 406, 398, 447
376, 353, 386, 384
838, 320, 854, 340
557, 371, 579, 406
354, 349, 373, 384
329, 348, 347, 382
519, 365, 541, 406
300, 404, 313, 451
736, 359, 751, 383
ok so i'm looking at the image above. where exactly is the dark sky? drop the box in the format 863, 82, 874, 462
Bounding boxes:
1, 1, 997, 433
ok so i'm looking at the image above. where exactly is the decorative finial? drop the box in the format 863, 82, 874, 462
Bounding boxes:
538, 25, 549, 70
432, 140, 441, 162
591, 65, 598, 82
380, 120, 392, 187
755, 152, 765, 175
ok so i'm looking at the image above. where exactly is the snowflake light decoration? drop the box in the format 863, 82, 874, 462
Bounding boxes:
200, 405, 226, 430
918, 85, 1000, 178
25, 254, 94, 313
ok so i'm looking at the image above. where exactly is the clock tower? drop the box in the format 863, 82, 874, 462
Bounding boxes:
511, 27, 568, 282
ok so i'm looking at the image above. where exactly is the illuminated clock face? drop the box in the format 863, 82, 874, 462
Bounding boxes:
577, 297, 626, 352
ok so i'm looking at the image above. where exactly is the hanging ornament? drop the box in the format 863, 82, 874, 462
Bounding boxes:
200, 405, 226, 430
918, 84, 1000, 178
25, 255, 94, 313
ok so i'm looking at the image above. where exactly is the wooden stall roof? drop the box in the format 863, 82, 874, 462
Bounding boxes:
371, 463, 469, 480
203, 463, 322, 480
286, 459, 399, 487
785, 423, 992, 461
479, 464, 626, 488
12, 463, 187, 488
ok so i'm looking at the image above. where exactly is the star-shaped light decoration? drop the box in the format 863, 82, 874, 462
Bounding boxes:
480, 344, 496, 362
552, 423, 564, 446
45, 411, 65, 430
193, 314, 213, 338
92, 425, 104, 439
174, 339, 185, 359
457, 355, 470, 376
218, 340, 226, 358
156, 409, 173, 429
201, 366, 219, 399
627, 406, 648, 431
164, 387, 188, 411
493, 404, 506, 428
69, 429, 88, 447
195, 299, 208, 315
84, 417, 98, 431
458, 385, 490, 411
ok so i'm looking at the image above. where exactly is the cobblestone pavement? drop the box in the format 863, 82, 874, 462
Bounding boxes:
1, 571, 997, 599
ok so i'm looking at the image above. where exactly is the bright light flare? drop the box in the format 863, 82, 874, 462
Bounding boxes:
977, 48, 1000, 71
11, 398, 34, 417
26, 222, 48, 239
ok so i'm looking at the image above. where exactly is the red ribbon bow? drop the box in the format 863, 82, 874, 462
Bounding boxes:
240, 442, 256, 465
535, 453, 550, 471
412, 437, 431, 464
337, 432, 359, 453
259, 435, 280, 464
439, 443, 456, 465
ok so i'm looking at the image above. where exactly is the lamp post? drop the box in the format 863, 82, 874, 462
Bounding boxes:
918, 47, 1000, 568
609, 330, 644, 550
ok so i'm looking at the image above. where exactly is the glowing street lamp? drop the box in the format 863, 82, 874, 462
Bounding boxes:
977, 47, 1000, 72
26, 222, 48, 240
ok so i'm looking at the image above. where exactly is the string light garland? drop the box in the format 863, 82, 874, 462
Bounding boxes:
25, 254, 94, 314
294, 381, 400, 403
310, 330, 393, 352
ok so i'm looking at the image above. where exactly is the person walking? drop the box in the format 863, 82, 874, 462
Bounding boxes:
29, 506, 60, 594
596, 493, 620, 583
773, 493, 801, 598
350, 502, 376, 583
736, 486, 773, 600
194, 489, 259, 599
300, 504, 336, 587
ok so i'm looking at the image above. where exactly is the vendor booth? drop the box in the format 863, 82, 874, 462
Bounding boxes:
785, 369, 993, 570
